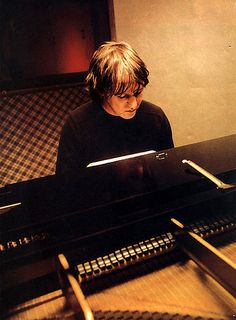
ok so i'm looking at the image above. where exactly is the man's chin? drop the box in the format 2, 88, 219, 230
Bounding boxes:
121, 111, 137, 119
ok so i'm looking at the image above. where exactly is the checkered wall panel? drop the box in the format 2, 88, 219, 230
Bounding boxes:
1, 85, 90, 187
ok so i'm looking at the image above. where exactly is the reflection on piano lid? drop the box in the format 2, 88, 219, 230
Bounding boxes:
86, 150, 156, 167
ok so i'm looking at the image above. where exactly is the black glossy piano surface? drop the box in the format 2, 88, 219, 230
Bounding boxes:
1, 134, 236, 319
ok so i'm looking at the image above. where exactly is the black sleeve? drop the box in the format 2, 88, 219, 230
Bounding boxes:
141, 101, 174, 150
160, 112, 174, 149
56, 115, 86, 179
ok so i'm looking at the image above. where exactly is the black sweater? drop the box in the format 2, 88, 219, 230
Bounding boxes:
56, 100, 173, 178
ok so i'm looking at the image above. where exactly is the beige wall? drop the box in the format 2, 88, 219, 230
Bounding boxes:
113, 0, 236, 146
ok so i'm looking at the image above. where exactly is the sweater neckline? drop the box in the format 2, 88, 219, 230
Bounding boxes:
98, 103, 138, 124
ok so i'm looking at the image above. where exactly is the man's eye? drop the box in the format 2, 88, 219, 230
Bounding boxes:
134, 91, 142, 97
118, 95, 127, 99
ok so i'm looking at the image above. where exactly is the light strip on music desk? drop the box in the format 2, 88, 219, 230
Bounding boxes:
87, 150, 156, 167
0, 202, 22, 215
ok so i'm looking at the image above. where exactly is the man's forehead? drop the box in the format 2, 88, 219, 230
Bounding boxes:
123, 84, 143, 94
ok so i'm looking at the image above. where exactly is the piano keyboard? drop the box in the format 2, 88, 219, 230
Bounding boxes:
76, 232, 175, 282
76, 214, 236, 282
187, 214, 236, 237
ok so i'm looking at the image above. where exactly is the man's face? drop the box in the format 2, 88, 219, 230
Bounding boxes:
103, 87, 144, 120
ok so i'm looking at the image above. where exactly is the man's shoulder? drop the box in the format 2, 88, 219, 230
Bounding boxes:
67, 101, 100, 125
140, 100, 165, 117
69, 100, 98, 122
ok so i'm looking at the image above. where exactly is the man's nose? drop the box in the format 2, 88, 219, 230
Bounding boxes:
128, 96, 138, 109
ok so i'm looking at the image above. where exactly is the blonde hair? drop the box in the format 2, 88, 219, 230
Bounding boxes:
86, 41, 149, 103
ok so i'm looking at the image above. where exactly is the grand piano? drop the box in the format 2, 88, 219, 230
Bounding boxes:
1, 134, 236, 320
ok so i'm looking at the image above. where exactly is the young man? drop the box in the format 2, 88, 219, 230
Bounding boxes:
56, 41, 173, 178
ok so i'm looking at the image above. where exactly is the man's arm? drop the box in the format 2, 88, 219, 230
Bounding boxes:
56, 115, 85, 180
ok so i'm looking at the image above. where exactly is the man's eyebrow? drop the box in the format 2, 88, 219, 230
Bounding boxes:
115, 86, 143, 97
116, 93, 131, 98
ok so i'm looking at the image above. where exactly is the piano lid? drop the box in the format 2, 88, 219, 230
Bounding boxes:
82, 133, 236, 198
1, 134, 236, 231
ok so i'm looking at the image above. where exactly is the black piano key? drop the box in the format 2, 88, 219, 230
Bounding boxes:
138, 241, 149, 255
83, 262, 93, 276
114, 250, 125, 264
127, 245, 137, 259
90, 259, 100, 274
103, 255, 113, 269
202, 224, 210, 235
144, 239, 154, 253
121, 247, 131, 262
192, 225, 200, 234
154, 236, 163, 252
96, 257, 106, 270
77, 263, 86, 279
166, 232, 175, 245
108, 253, 119, 266
150, 237, 160, 251
133, 243, 143, 256
159, 235, 169, 251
